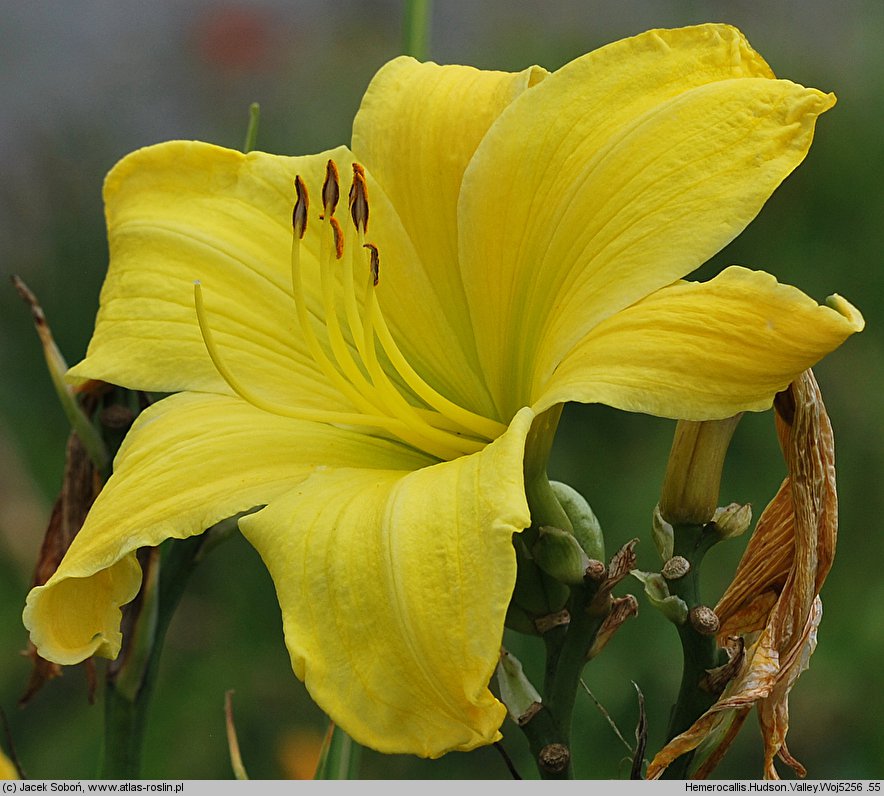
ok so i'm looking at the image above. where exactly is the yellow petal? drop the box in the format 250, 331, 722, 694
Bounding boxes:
352, 58, 546, 416
0, 747, 17, 779
69, 141, 360, 411
458, 24, 834, 416
535, 267, 863, 419
23, 392, 431, 665
238, 408, 535, 757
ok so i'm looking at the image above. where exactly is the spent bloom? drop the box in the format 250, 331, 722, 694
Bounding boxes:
647, 370, 839, 779
23, 25, 862, 757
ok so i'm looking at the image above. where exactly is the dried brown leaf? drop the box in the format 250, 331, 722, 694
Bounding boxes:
648, 370, 837, 779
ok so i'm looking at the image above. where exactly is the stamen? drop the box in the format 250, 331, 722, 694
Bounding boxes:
362, 245, 507, 440
330, 216, 344, 260
364, 242, 380, 287
293, 175, 308, 239
289, 182, 388, 418
349, 165, 369, 233
321, 159, 340, 219
317, 219, 479, 457
193, 281, 402, 431
280, 170, 496, 460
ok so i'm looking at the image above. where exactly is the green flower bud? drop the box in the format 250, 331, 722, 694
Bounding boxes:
511, 536, 570, 615
504, 602, 540, 636
550, 480, 605, 561
659, 417, 741, 525
532, 525, 592, 586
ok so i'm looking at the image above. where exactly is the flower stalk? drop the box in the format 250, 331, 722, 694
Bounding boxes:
101, 535, 206, 778
402, 0, 432, 59
656, 418, 741, 778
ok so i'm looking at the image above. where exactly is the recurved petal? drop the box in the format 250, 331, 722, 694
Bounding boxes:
458, 24, 834, 416
68, 141, 357, 411
23, 392, 431, 665
238, 408, 535, 756
534, 267, 863, 420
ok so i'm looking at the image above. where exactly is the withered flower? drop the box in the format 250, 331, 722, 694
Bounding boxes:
648, 369, 838, 779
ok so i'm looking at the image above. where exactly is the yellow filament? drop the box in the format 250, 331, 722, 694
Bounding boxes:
314, 220, 482, 457
289, 225, 389, 418
366, 290, 507, 440
318, 219, 380, 406
251, 167, 500, 461
193, 281, 402, 432
290, 233, 476, 459
343, 226, 370, 364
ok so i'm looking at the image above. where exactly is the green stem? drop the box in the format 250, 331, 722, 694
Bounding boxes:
402, 0, 431, 59
661, 523, 721, 779
519, 582, 608, 779
243, 103, 260, 153
517, 405, 610, 779
314, 722, 362, 779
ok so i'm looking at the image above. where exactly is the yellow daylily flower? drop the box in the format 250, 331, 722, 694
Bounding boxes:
23, 24, 862, 758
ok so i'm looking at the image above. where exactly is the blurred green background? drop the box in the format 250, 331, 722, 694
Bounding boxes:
1, 0, 881, 780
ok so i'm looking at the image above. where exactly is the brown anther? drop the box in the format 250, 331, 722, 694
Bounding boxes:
364, 243, 380, 286
329, 217, 344, 260
538, 743, 570, 774
348, 164, 369, 233
662, 555, 690, 580
321, 159, 340, 218
292, 176, 308, 239
689, 604, 720, 636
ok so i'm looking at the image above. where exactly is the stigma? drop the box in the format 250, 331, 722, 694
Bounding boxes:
195, 159, 506, 460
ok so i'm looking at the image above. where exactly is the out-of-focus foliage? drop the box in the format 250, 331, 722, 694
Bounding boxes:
1, 0, 880, 779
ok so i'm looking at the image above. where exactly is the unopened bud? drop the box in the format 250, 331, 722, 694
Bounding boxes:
660, 417, 741, 525
550, 481, 605, 561
711, 502, 753, 539
511, 536, 569, 615
532, 525, 591, 586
